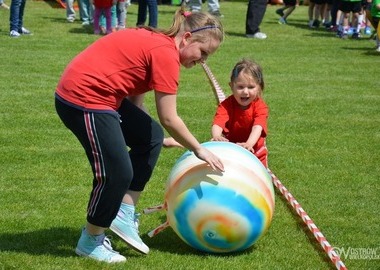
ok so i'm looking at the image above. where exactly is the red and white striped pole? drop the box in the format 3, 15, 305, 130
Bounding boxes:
268, 169, 347, 270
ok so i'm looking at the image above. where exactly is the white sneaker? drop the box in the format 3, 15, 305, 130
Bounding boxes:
21, 27, 32, 35
246, 32, 267, 39
110, 204, 149, 254
75, 228, 126, 263
10, 30, 20, 38
210, 10, 224, 18
278, 17, 287, 24
376, 46, 380, 53
0, 3, 10, 9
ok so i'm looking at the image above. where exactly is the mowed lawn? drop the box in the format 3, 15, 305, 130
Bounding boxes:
0, 1, 379, 269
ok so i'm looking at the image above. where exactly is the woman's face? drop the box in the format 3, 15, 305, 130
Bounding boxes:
179, 33, 220, 68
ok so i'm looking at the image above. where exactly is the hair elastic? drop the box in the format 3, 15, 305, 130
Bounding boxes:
183, 11, 192, 17
190, 25, 219, 33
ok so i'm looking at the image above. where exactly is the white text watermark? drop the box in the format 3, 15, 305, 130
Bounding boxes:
333, 247, 380, 260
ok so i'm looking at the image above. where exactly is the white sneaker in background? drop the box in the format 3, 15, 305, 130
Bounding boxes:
246, 32, 267, 39
10, 30, 20, 38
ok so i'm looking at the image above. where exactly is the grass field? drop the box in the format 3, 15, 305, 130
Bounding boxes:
0, 1, 379, 269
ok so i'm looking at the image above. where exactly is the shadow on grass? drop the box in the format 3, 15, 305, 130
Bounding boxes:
267, 19, 312, 31
273, 188, 337, 270
69, 26, 98, 35
224, 31, 247, 38
224, 20, 332, 38
342, 46, 380, 56
0, 224, 258, 258
0, 227, 78, 257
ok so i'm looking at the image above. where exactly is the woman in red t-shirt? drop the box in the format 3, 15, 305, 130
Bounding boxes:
55, 8, 224, 262
212, 59, 269, 168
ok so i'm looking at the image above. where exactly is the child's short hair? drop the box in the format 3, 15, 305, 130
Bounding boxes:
230, 59, 265, 91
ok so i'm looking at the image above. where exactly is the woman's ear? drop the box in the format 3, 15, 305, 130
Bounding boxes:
182, 32, 193, 45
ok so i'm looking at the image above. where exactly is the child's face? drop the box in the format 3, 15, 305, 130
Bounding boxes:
179, 34, 220, 68
230, 72, 261, 108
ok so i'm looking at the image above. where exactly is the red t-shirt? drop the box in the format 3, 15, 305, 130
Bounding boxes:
56, 28, 179, 111
213, 95, 268, 161
93, 0, 113, 8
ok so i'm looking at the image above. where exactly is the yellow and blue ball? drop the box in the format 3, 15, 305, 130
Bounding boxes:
164, 141, 275, 253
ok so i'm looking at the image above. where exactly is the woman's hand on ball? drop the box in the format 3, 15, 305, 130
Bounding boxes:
194, 147, 225, 172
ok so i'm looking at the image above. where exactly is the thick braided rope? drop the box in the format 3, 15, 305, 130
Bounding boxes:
268, 169, 347, 270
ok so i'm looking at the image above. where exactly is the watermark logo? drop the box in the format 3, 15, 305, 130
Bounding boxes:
333, 247, 380, 260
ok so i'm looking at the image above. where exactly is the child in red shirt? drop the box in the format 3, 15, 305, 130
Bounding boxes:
92, 0, 116, 34
212, 59, 269, 167
55, 8, 224, 263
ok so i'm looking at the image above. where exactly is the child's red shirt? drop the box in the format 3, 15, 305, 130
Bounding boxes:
213, 95, 269, 166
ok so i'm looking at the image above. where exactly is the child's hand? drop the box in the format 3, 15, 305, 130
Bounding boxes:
211, 136, 229, 142
236, 142, 254, 153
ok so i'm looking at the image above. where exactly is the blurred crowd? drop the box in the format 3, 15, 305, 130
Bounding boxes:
2, 0, 379, 52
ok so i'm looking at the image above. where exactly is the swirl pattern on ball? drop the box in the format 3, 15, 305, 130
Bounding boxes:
165, 141, 275, 253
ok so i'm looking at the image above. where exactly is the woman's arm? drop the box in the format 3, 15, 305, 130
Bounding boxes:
128, 94, 183, 148
155, 91, 224, 172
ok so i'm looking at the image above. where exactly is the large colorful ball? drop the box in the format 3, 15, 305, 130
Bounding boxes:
164, 141, 275, 253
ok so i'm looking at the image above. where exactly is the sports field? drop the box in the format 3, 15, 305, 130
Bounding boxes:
0, 1, 379, 269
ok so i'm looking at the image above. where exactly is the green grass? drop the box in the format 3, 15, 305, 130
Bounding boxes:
0, 1, 379, 269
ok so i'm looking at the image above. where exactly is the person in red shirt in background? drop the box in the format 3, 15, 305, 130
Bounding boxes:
55, 7, 224, 263
212, 59, 269, 168
92, 0, 116, 34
